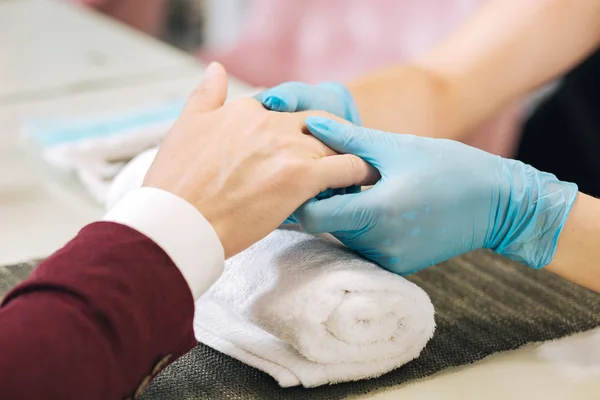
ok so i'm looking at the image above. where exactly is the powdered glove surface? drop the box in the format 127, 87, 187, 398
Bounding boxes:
295, 117, 579, 274
256, 82, 361, 224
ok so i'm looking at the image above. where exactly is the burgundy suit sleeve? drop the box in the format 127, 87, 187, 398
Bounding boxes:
0, 222, 197, 400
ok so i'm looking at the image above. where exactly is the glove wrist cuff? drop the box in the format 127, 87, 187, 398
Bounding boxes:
489, 160, 578, 268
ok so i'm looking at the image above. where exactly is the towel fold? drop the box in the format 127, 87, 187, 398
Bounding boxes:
22, 100, 185, 204
194, 227, 436, 387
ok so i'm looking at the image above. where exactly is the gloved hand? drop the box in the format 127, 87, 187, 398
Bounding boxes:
255, 81, 361, 124
255, 82, 361, 224
294, 117, 578, 275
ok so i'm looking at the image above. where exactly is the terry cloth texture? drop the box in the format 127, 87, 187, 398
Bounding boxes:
193, 228, 436, 388
3, 250, 600, 399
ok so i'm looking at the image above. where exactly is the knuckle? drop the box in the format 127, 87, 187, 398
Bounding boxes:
268, 156, 289, 177
226, 98, 272, 130
279, 158, 305, 178
270, 158, 309, 190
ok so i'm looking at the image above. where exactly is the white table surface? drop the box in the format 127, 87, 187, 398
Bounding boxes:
0, 0, 199, 101
1, 1, 599, 399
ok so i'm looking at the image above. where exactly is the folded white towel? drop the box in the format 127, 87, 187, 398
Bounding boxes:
23, 100, 185, 204
194, 227, 435, 387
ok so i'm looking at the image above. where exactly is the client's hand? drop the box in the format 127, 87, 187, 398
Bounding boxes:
293, 117, 578, 275
255, 82, 363, 225
143, 63, 377, 258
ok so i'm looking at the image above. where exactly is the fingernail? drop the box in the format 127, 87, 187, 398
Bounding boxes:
264, 96, 285, 111
204, 62, 220, 79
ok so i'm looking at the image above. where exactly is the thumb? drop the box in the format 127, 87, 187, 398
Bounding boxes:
254, 82, 302, 112
294, 194, 365, 234
305, 117, 384, 166
184, 62, 228, 114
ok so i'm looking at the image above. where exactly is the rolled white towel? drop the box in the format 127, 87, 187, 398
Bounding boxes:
107, 148, 436, 388
194, 227, 435, 387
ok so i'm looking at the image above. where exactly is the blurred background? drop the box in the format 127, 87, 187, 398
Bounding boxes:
72, 0, 524, 161
76, 0, 493, 88
65, 0, 239, 52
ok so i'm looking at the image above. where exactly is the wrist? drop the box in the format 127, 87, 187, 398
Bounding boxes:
193, 204, 235, 258
545, 192, 600, 293
104, 187, 225, 299
487, 160, 578, 268
346, 65, 463, 139
144, 184, 237, 259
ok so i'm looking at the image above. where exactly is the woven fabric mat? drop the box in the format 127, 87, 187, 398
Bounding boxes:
3, 251, 600, 399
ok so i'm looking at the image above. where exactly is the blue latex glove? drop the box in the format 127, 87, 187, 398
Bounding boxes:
255, 81, 361, 125
294, 117, 578, 275
256, 82, 362, 224
282, 186, 360, 224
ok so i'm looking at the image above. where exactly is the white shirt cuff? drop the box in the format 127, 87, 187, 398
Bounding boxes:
103, 187, 224, 299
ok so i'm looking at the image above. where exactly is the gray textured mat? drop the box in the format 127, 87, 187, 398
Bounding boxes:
3, 251, 600, 399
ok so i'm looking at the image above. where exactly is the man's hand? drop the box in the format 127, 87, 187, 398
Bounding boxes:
143, 63, 377, 258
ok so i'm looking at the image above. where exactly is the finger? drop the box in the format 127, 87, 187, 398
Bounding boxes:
300, 113, 351, 157
277, 111, 350, 159
255, 82, 305, 112
299, 134, 338, 157
305, 117, 385, 164
294, 194, 365, 234
257, 82, 360, 123
281, 110, 348, 137
268, 111, 340, 157
184, 62, 228, 114
314, 154, 381, 189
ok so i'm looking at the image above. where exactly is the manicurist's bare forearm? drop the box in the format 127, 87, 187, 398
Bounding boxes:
546, 193, 600, 293
347, 0, 600, 140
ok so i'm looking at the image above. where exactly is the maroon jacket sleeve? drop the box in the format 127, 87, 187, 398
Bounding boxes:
0, 222, 197, 400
